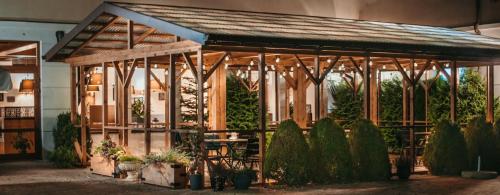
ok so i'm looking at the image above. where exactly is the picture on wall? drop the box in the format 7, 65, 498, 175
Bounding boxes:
159, 92, 166, 101
0, 93, 3, 102
7, 96, 15, 102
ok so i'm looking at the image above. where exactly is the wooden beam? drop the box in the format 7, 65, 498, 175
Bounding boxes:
349, 57, 364, 77
151, 71, 167, 90
363, 56, 370, 120
0, 43, 37, 56
112, 61, 124, 83
124, 59, 138, 88
127, 20, 134, 49
275, 65, 297, 89
196, 50, 204, 127
414, 59, 431, 83
319, 56, 340, 83
182, 52, 198, 81
314, 56, 321, 121
487, 64, 494, 123
392, 58, 413, 84
435, 61, 451, 81
409, 58, 416, 172
65, 40, 200, 65
102, 62, 109, 138
122, 60, 129, 146
295, 55, 318, 85
79, 66, 88, 164
70, 66, 77, 123
168, 54, 177, 148
204, 52, 228, 82
450, 61, 458, 122
69, 17, 119, 57
258, 52, 267, 186
134, 28, 156, 45
144, 57, 151, 154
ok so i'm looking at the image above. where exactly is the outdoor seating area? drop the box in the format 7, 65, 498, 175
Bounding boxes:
37, 1, 500, 192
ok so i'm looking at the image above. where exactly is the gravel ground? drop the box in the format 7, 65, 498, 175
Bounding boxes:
1, 161, 499, 195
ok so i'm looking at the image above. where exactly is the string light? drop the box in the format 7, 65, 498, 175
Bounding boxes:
296, 63, 300, 67
236, 69, 241, 76
369, 61, 373, 66
154, 64, 158, 68
403, 68, 407, 71
327, 58, 332, 63
225, 55, 230, 61
290, 67, 294, 72
182, 63, 187, 69
382, 65, 386, 69
271, 65, 275, 70
414, 62, 418, 67
164, 70, 168, 75
275, 56, 280, 63
445, 63, 449, 67
432, 65, 436, 71
247, 65, 251, 71
224, 63, 229, 69
250, 60, 255, 66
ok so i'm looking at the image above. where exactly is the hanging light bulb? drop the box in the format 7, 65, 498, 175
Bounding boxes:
290, 67, 294, 72
404, 68, 407, 71
445, 63, 449, 67
225, 55, 230, 61
327, 58, 332, 64
236, 69, 241, 76
182, 63, 187, 69
247, 65, 251, 71
369, 61, 373, 66
241, 73, 245, 79
271, 65, 275, 70
432, 65, 436, 71
275, 56, 280, 63
265, 66, 268, 71
383, 65, 386, 69
296, 63, 300, 67
414, 62, 418, 67
282, 72, 287, 77
360, 67, 363, 71
164, 70, 168, 75
154, 64, 158, 69
250, 60, 255, 66
311, 69, 314, 74
86, 73, 90, 78
224, 63, 229, 70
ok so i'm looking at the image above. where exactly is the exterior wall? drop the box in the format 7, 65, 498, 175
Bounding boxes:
0, 21, 75, 158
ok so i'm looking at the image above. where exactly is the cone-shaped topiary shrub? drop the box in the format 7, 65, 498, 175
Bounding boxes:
423, 120, 468, 175
464, 116, 498, 171
495, 119, 500, 172
264, 119, 310, 186
350, 119, 391, 181
309, 118, 352, 184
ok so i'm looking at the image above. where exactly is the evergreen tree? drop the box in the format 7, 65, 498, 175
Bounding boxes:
379, 77, 403, 151
226, 74, 259, 130
328, 80, 362, 129
458, 68, 487, 124
180, 77, 207, 126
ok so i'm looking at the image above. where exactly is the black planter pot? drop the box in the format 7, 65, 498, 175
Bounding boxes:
397, 166, 411, 180
189, 174, 203, 190
210, 176, 226, 191
233, 174, 252, 190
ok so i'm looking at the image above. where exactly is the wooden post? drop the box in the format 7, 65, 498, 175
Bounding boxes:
402, 80, 408, 126
209, 56, 227, 132
70, 66, 77, 124
450, 61, 457, 123
370, 65, 378, 124
144, 57, 152, 154
168, 54, 177, 148
274, 71, 280, 121
79, 66, 88, 164
196, 50, 204, 128
363, 56, 371, 120
278, 73, 290, 120
409, 59, 415, 172
487, 64, 494, 123
293, 66, 307, 128
102, 62, 109, 138
314, 56, 320, 121
127, 20, 134, 49
122, 60, 129, 146
258, 53, 267, 185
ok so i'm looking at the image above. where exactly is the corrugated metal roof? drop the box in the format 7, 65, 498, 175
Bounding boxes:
113, 2, 500, 53
45, 2, 500, 62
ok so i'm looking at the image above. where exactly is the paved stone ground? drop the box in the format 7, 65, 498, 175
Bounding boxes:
1, 161, 500, 195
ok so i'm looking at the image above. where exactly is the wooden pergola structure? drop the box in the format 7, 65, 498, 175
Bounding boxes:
45, 2, 500, 183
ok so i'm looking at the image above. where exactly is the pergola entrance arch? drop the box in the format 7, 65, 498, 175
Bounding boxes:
45, 2, 500, 184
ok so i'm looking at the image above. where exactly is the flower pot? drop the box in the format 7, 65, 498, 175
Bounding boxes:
118, 161, 142, 181
142, 163, 187, 189
233, 174, 252, 190
210, 176, 226, 191
397, 166, 411, 180
189, 174, 203, 190
90, 154, 118, 177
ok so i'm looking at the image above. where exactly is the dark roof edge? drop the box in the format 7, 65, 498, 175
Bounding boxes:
44, 2, 208, 62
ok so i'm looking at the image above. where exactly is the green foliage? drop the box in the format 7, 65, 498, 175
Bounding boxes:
143, 149, 191, 167
181, 77, 198, 123
494, 119, 500, 172
429, 77, 450, 124
458, 69, 487, 124
118, 155, 142, 163
94, 139, 125, 160
309, 118, 352, 183
423, 120, 468, 175
131, 98, 144, 120
49, 147, 80, 168
226, 74, 259, 130
49, 112, 80, 168
328, 80, 362, 129
12, 132, 32, 154
350, 119, 391, 181
264, 120, 310, 186
379, 78, 403, 152
464, 116, 498, 171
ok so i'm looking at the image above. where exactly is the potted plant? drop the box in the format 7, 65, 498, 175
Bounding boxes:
142, 149, 190, 188
12, 132, 32, 155
187, 128, 205, 190
118, 155, 143, 181
231, 167, 256, 190
131, 98, 144, 123
396, 154, 412, 180
92, 139, 125, 177
209, 164, 228, 192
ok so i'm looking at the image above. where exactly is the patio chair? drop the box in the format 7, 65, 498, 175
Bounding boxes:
234, 137, 260, 168
205, 134, 223, 163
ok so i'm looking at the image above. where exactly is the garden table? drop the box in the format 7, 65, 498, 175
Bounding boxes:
204, 138, 248, 169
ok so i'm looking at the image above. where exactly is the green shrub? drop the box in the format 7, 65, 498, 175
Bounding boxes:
495, 119, 500, 172
423, 120, 468, 175
309, 118, 352, 183
49, 147, 79, 168
328, 80, 362, 129
350, 119, 391, 181
226, 74, 259, 130
264, 120, 310, 186
464, 116, 498, 171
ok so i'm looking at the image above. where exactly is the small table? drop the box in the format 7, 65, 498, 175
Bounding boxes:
205, 138, 248, 168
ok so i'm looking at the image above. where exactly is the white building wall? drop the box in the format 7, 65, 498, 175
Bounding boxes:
0, 21, 75, 158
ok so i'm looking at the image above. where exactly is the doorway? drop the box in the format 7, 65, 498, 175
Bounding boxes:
0, 40, 41, 160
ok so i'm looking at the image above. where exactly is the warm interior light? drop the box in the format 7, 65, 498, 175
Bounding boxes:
19, 79, 34, 93
327, 58, 332, 63
275, 56, 280, 63
88, 73, 103, 86
86, 85, 99, 92
250, 60, 255, 66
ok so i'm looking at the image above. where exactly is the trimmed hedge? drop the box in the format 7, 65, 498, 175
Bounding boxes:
495, 119, 500, 172
309, 118, 353, 183
464, 116, 497, 171
423, 120, 468, 175
264, 120, 310, 186
350, 119, 391, 181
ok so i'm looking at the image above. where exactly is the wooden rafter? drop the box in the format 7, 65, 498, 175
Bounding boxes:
275, 65, 297, 89
0, 43, 37, 56
124, 59, 138, 87
349, 57, 364, 77
182, 52, 198, 81
113, 61, 124, 83
392, 58, 413, 84
69, 16, 120, 57
434, 61, 451, 80
294, 54, 319, 85
151, 71, 167, 90
176, 68, 187, 82
204, 52, 228, 82
134, 28, 156, 45
319, 56, 340, 83
127, 20, 134, 49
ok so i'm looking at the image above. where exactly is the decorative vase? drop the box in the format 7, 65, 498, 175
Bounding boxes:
118, 161, 142, 181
